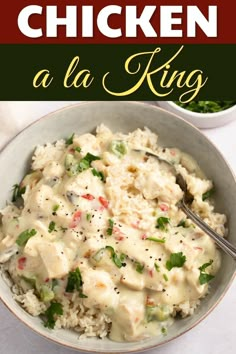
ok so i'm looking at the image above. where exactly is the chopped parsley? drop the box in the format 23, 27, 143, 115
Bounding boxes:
202, 188, 214, 201
135, 262, 144, 274
86, 213, 92, 221
166, 252, 186, 271
154, 263, 160, 272
16, 229, 37, 247
52, 204, 60, 212
146, 237, 166, 243
156, 217, 170, 231
92, 168, 105, 182
199, 273, 215, 285
65, 133, 75, 146
106, 219, 114, 236
43, 302, 63, 329
161, 327, 167, 335
105, 246, 125, 268
120, 253, 126, 262
74, 146, 81, 153
177, 219, 187, 227
174, 100, 236, 114
163, 274, 168, 281
66, 267, 87, 298
111, 140, 128, 158
65, 152, 101, 176
77, 153, 101, 173
83, 152, 101, 164
48, 221, 56, 233
12, 184, 26, 202
199, 259, 214, 272
199, 260, 215, 285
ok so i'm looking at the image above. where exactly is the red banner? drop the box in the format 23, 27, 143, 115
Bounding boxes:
0, 0, 235, 44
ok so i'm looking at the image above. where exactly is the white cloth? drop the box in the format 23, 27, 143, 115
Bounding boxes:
0, 102, 235, 354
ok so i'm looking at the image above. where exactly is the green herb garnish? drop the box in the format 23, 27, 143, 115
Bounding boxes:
65, 152, 101, 176
174, 101, 236, 114
146, 237, 166, 243
43, 302, 63, 329
16, 229, 37, 246
177, 219, 187, 227
166, 252, 186, 271
163, 274, 168, 281
66, 267, 87, 297
156, 217, 170, 231
12, 184, 26, 202
161, 327, 167, 334
65, 133, 75, 146
92, 168, 105, 182
52, 205, 60, 212
105, 246, 125, 268
83, 153, 101, 164
86, 213, 92, 221
199, 259, 214, 272
154, 263, 160, 272
199, 273, 215, 285
77, 153, 101, 173
106, 219, 114, 236
111, 140, 128, 158
74, 146, 81, 153
120, 253, 126, 262
48, 221, 56, 233
135, 262, 144, 274
202, 188, 214, 201
199, 260, 214, 285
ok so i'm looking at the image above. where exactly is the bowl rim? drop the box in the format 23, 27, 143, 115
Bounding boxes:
0, 100, 236, 353
158, 100, 236, 119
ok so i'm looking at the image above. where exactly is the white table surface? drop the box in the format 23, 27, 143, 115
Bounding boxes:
0, 101, 235, 354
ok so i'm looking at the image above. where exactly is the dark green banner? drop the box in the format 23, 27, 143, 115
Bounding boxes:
0, 44, 235, 100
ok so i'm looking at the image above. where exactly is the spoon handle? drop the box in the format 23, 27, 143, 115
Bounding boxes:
180, 202, 236, 261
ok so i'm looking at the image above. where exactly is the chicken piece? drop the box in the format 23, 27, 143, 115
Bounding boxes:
120, 263, 145, 291
22, 184, 73, 226
73, 133, 100, 155
82, 268, 119, 311
63, 169, 105, 200
42, 161, 64, 179
109, 290, 145, 342
134, 168, 183, 204
36, 241, 69, 279
77, 235, 106, 260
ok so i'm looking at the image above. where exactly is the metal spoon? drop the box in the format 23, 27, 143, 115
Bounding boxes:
135, 149, 236, 260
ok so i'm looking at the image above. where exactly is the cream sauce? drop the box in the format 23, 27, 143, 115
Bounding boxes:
0, 126, 224, 342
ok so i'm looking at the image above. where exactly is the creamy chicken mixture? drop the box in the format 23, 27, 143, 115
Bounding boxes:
0, 125, 226, 342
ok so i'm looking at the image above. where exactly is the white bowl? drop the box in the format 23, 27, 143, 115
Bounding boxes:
0, 102, 235, 353
157, 101, 236, 129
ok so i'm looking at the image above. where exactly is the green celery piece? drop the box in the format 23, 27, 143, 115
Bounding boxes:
16, 229, 37, 246
111, 140, 128, 158
40, 285, 55, 302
